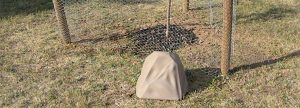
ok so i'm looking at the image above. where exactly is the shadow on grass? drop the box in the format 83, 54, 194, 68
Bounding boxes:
190, 3, 222, 11
0, 0, 54, 18
230, 49, 300, 74
102, 0, 159, 5
73, 33, 124, 44
186, 68, 220, 92
239, 7, 297, 23
186, 49, 300, 92
75, 24, 198, 56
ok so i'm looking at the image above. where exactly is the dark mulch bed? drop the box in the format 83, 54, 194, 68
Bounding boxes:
121, 24, 199, 55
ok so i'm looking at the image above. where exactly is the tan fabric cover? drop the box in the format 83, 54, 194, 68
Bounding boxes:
136, 51, 188, 100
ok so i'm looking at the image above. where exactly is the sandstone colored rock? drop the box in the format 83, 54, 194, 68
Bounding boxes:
136, 51, 188, 100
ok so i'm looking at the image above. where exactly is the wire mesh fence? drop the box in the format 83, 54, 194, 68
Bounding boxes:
54, 0, 232, 76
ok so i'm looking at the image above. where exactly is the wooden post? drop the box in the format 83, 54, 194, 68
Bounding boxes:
53, 0, 71, 43
183, 0, 189, 12
221, 0, 233, 76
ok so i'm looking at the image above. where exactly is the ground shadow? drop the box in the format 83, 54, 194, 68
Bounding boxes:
230, 50, 300, 74
186, 68, 220, 92
190, 3, 222, 11
75, 24, 199, 56
186, 49, 300, 92
73, 33, 125, 44
239, 7, 297, 23
102, 0, 159, 5
0, 0, 54, 18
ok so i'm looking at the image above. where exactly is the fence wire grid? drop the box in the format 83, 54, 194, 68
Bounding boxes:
54, 0, 237, 76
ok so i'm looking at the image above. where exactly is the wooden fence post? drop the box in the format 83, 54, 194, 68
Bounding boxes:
53, 0, 71, 43
221, 0, 233, 76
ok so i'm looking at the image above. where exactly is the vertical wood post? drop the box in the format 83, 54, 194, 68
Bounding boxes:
53, 0, 71, 43
183, 0, 189, 12
221, 0, 233, 76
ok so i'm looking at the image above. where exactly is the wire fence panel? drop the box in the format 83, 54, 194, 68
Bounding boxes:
58, 0, 227, 78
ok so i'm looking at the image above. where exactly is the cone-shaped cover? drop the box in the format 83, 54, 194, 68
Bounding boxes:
136, 51, 188, 100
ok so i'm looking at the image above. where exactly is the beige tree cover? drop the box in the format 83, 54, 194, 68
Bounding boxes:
136, 51, 188, 100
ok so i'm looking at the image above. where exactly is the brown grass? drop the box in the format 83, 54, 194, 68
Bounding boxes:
0, 0, 300, 107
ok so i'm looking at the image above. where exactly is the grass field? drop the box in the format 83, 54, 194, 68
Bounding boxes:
1, 0, 300, 107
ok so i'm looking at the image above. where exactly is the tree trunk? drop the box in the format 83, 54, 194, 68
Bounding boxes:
183, 0, 189, 12
166, 0, 171, 37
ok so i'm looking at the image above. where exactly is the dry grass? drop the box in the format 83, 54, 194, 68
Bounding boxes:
1, 0, 300, 107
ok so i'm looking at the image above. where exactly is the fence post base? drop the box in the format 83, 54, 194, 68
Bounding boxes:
221, 0, 233, 76
53, 0, 72, 44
